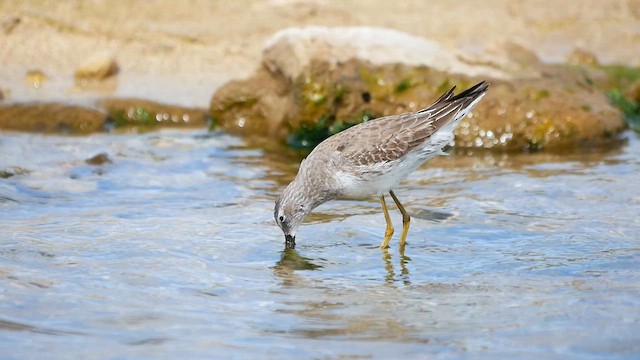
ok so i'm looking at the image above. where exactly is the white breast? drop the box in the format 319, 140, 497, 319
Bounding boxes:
333, 152, 435, 199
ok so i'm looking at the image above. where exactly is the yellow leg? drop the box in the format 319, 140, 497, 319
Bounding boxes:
379, 195, 394, 249
389, 190, 410, 250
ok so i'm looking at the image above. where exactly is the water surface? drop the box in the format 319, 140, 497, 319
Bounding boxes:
1, 129, 639, 359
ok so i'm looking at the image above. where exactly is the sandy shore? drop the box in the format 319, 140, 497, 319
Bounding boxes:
1, 0, 639, 108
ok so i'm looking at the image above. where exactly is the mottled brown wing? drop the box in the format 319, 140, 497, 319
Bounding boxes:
329, 81, 488, 167
331, 113, 438, 166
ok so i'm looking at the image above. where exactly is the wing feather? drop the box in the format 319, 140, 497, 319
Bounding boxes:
320, 81, 489, 169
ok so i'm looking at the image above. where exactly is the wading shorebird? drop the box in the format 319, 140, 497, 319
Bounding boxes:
274, 81, 489, 250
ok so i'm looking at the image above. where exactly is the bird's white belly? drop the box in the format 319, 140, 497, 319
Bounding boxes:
329, 123, 456, 199
334, 153, 436, 199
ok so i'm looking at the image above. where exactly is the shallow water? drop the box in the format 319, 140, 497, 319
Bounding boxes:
1, 129, 639, 359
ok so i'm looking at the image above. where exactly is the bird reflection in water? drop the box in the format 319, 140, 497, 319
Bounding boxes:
273, 243, 413, 285
274, 247, 322, 271
272, 247, 322, 286
382, 248, 412, 285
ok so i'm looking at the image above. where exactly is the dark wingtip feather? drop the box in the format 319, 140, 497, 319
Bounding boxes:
448, 81, 489, 102
417, 81, 488, 115
432, 85, 457, 104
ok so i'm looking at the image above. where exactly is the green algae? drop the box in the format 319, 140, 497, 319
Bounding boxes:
394, 79, 412, 94
601, 65, 640, 90
595, 65, 640, 132
287, 110, 377, 151
607, 89, 640, 131
287, 115, 332, 150
530, 89, 550, 101
301, 78, 328, 107
102, 99, 208, 132
109, 107, 155, 128
209, 116, 219, 131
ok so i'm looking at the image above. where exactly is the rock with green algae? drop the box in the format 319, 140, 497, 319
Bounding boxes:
0, 99, 210, 134
209, 26, 626, 152
563, 49, 640, 132
0, 103, 107, 134
608, 87, 640, 131
99, 98, 209, 131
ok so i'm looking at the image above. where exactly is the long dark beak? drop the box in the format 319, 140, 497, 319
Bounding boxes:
284, 234, 296, 249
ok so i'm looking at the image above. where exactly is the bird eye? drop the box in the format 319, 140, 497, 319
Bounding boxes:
279, 215, 285, 222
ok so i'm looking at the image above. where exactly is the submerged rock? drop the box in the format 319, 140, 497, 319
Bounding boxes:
210, 27, 625, 152
99, 98, 209, 130
85, 153, 113, 165
0, 166, 30, 179
0, 99, 209, 135
0, 103, 107, 134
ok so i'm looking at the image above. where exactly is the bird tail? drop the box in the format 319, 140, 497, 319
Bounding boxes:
420, 81, 489, 132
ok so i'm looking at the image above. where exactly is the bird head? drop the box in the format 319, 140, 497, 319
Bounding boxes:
274, 180, 312, 247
